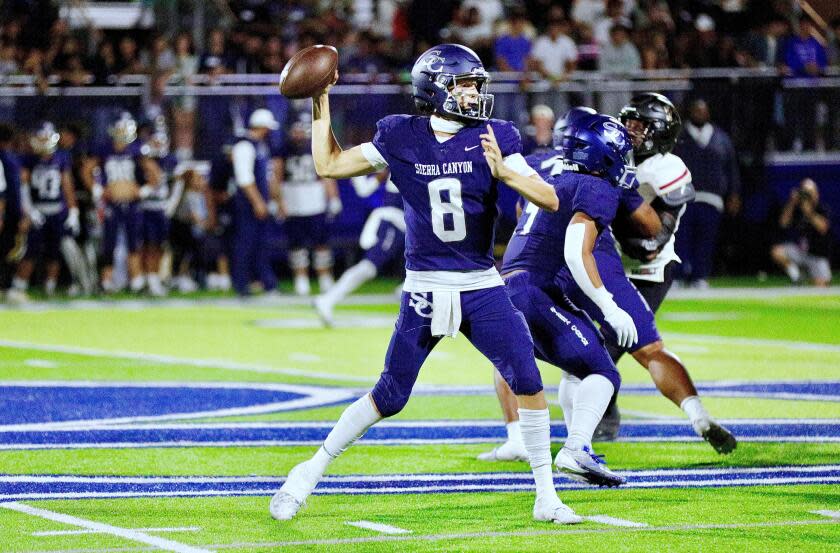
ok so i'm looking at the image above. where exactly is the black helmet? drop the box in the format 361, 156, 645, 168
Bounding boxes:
619, 92, 681, 161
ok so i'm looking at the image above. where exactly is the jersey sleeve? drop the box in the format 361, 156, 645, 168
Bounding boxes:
637, 153, 691, 196
371, 115, 407, 165
618, 186, 645, 214
572, 176, 619, 230
57, 151, 72, 172
490, 119, 522, 157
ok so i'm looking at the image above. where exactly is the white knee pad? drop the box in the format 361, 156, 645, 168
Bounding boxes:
313, 249, 334, 271
289, 249, 310, 271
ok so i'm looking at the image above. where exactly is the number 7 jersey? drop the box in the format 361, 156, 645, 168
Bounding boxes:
370, 115, 522, 272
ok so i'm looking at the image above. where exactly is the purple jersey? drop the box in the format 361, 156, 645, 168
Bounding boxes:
143, 154, 178, 207
501, 151, 621, 283
372, 115, 522, 272
595, 185, 646, 255
382, 178, 403, 209
96, 141, 146, 187
22, 151, 71, 206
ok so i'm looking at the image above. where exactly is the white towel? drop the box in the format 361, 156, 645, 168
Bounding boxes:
430, 290, 462, 338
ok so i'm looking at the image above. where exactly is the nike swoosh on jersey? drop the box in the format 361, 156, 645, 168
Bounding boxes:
464, 145, 479, 151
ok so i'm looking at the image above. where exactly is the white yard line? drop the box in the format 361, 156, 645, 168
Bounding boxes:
33, 527, 200, 537
0, 502, 211, 553
194, 518, 840, 550
584, 515, 648, 527
0, 339, 375, 383
345, 520, 412, 534
811, 510, 840, 519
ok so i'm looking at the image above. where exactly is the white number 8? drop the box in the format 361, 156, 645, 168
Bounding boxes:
428, 177, 466, 242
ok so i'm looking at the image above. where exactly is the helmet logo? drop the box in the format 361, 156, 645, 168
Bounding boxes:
601, 120, 626, 148
422, 51, 445, 73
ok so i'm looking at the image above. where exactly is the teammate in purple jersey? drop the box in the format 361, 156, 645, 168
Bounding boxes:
559, 94, 736, 453
498, 112, 639, 486
483, 97, 736, 460
271, 43, 583, 525
140, 125, 177, 296
314, 169, 405, 326
7, 122, 79, 301
84, 113, 160, 293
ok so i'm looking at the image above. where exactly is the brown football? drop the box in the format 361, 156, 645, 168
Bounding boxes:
279, 45, 339, 99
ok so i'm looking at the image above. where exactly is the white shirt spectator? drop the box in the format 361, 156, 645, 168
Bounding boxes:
461, 0, 504, 41
531, 34, 578, 78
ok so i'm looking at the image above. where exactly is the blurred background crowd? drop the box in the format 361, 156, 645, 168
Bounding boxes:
0, 0, 837, 300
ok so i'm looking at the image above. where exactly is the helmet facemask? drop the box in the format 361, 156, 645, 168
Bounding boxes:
436, 72, 494, 122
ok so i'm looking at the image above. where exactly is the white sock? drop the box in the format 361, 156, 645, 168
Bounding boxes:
785, 263, 801, 282
506, 421, 523, 444
565, 374, 615, 451
44, 279, 57, 295
518, 408, 556, 501
311, 394, 382, 475
322, 259, 377, 307
557, 372, 581, 432
680, 395, 710, 425
11, 277, 28, 291
130, 275, 145, 290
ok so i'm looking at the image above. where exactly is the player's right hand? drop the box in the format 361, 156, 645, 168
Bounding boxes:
317, 70, 339, 98
29, 208, 45, 229
253, 201, 269, 220
602, 303, 638, 349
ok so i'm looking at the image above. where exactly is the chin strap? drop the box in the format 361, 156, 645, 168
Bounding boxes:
430, 115, 465, 134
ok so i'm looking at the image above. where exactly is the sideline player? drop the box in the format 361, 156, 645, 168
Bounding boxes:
481, 95, 736, 458
501, 111, 640, 486
277, 113, 341, 296
139, 122, 177, 296
86, 113, 160, 293
8, 122, 79, 301
271, 44, 582, 525
313, 169, 404, 326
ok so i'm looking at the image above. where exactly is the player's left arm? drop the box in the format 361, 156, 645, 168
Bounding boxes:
138, 156, 161, 199
481, 124, 558, 212
60, 165, 80, 235
565, 212, 638, 348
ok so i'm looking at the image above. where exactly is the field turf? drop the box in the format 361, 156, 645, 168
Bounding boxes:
0, 283, 838, 552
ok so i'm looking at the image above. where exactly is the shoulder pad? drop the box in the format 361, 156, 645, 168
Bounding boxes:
654, 180, 695, 208
637, 153, 692, 196
488, 119, 522, 157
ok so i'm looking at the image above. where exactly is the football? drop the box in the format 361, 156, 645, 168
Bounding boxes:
279, 44, 339, 99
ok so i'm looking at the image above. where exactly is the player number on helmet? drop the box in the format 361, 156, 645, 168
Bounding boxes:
428, 177, 466, 242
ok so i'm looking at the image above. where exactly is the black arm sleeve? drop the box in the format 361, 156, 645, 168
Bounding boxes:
618, 206, 679, 261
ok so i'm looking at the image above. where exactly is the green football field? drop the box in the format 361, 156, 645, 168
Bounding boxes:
0, 283, 838, 552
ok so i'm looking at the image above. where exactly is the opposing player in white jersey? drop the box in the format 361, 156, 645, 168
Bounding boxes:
278, 114, 342, 296
314, 170, 404, 326
480, 94, 736, 461
271, 43, 581, 524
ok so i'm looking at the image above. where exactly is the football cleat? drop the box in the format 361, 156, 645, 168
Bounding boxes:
693, 418, 737, 455
476, 440, 528, 462
555, 446, 626, 487
533, 495, 583, 525
269, 460, 320, 521
593, 401, 621, 442
313, 295, 335, 328
269, 491, 303, 521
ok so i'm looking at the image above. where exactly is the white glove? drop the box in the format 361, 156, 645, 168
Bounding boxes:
267, 200, 280, 218
138, 185, 153, 200
29, 208, 45, 228
64, 207, 80, 236
600, 299, 638, 349
328, 196, 342, 217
